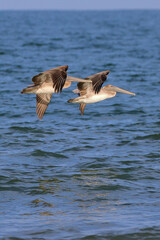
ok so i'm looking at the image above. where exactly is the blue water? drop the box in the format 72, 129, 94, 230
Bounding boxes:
0, 10, 160, 239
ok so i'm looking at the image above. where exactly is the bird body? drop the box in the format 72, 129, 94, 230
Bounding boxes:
36, 84, 57, 94
21, 83, 56, 94
68, 69, 135, 115
69, 88, 116, 104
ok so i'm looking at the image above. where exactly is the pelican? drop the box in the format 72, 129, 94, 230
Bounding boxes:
21, 65, 91, 119
68, 71, 135, 115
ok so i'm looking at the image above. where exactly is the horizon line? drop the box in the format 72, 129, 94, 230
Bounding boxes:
0, 8, 160, 11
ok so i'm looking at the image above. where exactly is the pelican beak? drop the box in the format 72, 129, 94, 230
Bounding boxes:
67, 76, 92, 83
110, 85, 136, 95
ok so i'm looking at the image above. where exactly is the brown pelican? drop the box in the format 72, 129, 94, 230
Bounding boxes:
68, 71, 135, 115
21, 65, 91, 119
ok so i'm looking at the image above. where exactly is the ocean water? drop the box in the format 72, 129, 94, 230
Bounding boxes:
0, 10, 160, 239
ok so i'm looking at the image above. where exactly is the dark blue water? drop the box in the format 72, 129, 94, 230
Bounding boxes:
0, 10, 160, 239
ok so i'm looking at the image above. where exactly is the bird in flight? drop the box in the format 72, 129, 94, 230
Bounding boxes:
68, 71, 135, 115
21, 65, 91, 119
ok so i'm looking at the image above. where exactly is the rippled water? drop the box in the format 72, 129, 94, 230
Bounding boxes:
0, 10, 160, 239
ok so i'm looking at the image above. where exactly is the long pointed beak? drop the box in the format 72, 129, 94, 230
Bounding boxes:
111, 86, 136, 95
67, 76, 92, 83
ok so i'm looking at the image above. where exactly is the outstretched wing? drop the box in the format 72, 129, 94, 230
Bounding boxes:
77, 71, 110, 95
85, 71, 109, 94
36, 93, 52, 120
49, 69, 67, 93
32, 65, 68, 93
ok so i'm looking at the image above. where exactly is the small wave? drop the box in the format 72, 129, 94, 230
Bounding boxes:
93, 184, 129, 191
23, 42, 44, 47
116, 140, 131, 146
31, 198, 53, 208
106, 227, 160, 239
9, 126, 42, 134
31, 149, 68, 158
0, 51, 5, 55
145, 153, 160, 159
63, 146, 94, 152
135, 134, 160, 140
50, 37, 63, 41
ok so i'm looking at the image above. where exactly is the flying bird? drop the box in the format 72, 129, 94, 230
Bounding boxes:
21, 65, 91, 119
68, 71, 135, 115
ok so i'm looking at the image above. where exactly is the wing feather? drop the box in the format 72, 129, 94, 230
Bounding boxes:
77, 71, 110, 95
79, 103, 86, 115
32, 65, 68, 93
86, 72, 109, 94
36, 93, 52, 120
77, 82, 91, 96
32, 73, 44, 85
50, 70, 67, 93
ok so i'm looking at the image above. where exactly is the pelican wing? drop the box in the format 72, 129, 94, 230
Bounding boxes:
79, 103, 86, 115
85, 71, 109, 94
77, 81, 92, 96
32, 65, 68, 93
36, 93, 52, 120
48, 69, 67, 93
32, 72, 44, 85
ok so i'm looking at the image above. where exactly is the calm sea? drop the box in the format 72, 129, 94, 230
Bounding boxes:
0, 10, 160, 240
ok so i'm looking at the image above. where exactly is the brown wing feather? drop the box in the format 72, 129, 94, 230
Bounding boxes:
36, 93, 52, 120
86, 72, 108, 94
32, 73, 44, 84
77, 71, 110, 95
49, 69, 67, 93
77, 82, 91, 96
79, 103, 86, 115
32, 65, 68, 93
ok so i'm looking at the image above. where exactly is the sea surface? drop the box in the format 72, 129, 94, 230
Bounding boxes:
0, 10, 160, 240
